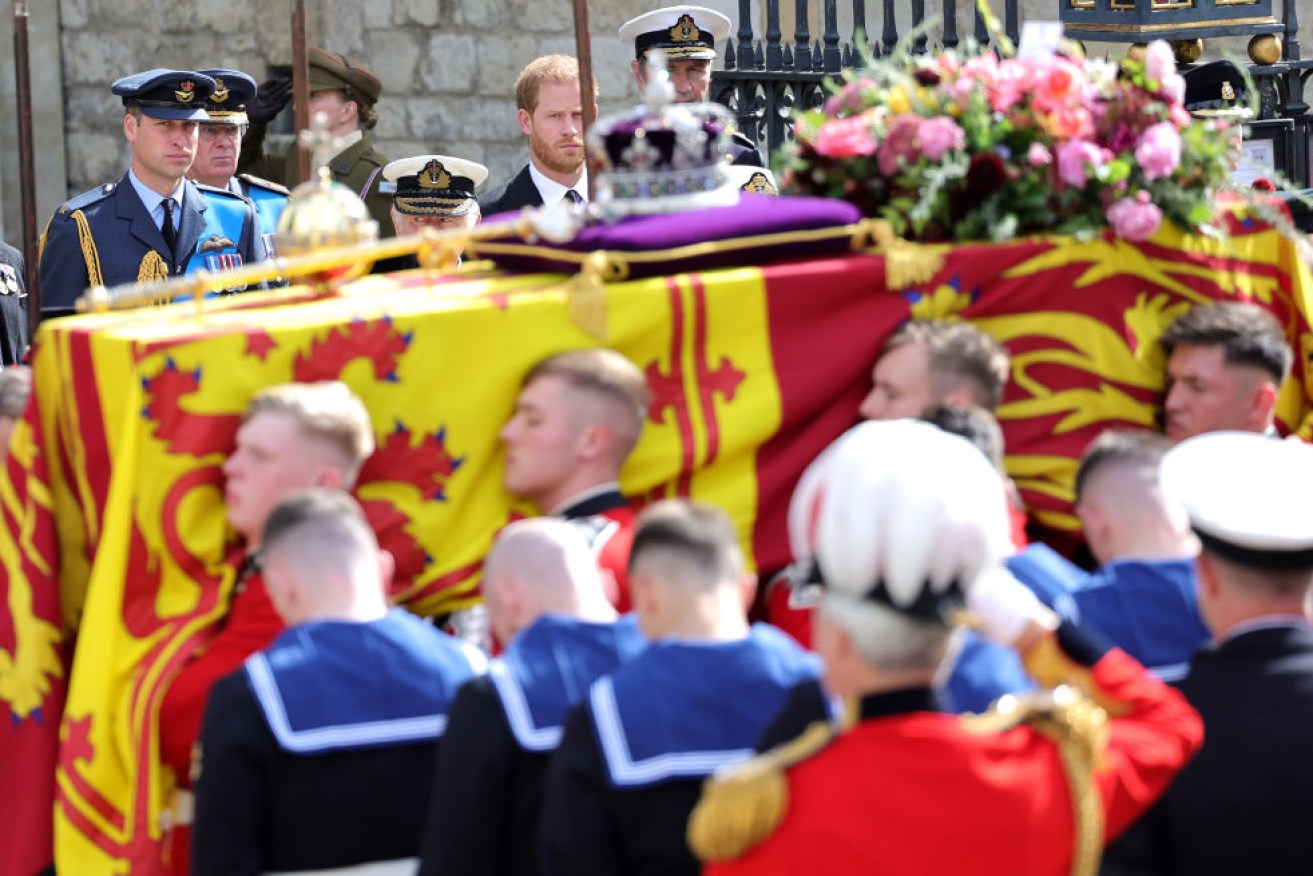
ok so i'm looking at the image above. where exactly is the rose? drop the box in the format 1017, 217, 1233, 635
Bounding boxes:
813, 115, 877, 159
1144, 41, 1175, 83
966, 152, 1008, 197
918, 117, 965, 161
1135, 121, 1182, 181
878, 114, 922, 176
1106, 191, 1162, 241
1056, 139, 1108, 187
1027, 142, 1053, 166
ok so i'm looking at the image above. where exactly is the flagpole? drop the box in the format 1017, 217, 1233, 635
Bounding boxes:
571, 0, 596, 201
14, 0, 38, 335
291, 0, 311, 183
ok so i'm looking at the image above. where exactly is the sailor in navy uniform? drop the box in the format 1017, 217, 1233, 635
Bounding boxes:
619, 6, 765, 167
537, 500, 820, 876
1104, 431, 1313, 876
193, 68, 288, 262
0, 242, 27, 364
37, 69, 259, 316
191, 490, 487, 876
418, 519, 646, 876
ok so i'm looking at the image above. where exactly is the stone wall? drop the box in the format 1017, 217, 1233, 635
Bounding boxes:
0, 0, 1299, 243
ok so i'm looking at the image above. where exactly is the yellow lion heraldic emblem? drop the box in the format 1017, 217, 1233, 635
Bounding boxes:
0, 418, 65, 721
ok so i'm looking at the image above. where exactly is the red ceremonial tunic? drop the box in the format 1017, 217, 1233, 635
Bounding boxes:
157, 563, 285, 876
558, 486, 637, 613
705, 643, 1203, 876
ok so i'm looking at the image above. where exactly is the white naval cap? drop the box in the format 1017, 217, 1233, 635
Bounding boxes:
382, 155, 489, 217
618, 6, 731, 62
1161, 430, 1313, 569
788, 419, 1014, 622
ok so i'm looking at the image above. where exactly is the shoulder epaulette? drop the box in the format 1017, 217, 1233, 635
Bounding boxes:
57, 183, 115, 216
237, 173, 290, 196
687, 720, 834, 864
194, 182, 247, 203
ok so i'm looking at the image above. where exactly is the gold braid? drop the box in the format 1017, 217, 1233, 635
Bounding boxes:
137, 251, 169, 284
69, 210, 104, 287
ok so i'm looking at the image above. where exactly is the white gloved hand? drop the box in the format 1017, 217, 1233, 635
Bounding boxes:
967, 567, 1060, 650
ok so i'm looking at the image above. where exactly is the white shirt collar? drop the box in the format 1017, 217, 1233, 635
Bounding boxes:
1222, 614, 1311, 643
127, 170, 187, 228
528, 162, 588, 206
329, 129, 364, 158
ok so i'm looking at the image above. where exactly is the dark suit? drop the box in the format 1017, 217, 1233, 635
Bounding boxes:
38, 175, 256, 316
0, 242, 27, 364
1103, 622, 1313, 875
479, 165, 544, 218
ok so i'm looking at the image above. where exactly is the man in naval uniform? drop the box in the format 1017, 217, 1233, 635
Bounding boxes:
38, 69, 259, 316
618, 5, 765, 167
238, 47, 394, 237
499, 348, 651, 611
156, 381, 375, 876
417, 518, 645, 876
1103, 431, 1313, 875
538, 500, 821, 876
1065, 429, 1208, 679
688, 420, 1203, 875
190, 68, 288, 262
191, 489, 487, 875
373, 153, 487, 274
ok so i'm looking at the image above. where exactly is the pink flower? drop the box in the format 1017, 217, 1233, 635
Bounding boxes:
814, 115, 877, 159
1106, 191, 1162, 241
918, 117, 965, 161
1043, 104, 1095, 139
1027, 142, 1053, 166
1135, 122, 1181, 180
878, 114, 922, 176
1144, 41, 1176, 83
1056, 139, 1108, 187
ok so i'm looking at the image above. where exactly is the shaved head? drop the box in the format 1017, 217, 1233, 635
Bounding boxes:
483, 518, 616, 643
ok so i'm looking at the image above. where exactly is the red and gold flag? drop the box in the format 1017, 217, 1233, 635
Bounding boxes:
0, 212, 1308, 873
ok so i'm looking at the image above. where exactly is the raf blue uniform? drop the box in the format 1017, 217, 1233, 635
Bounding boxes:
233, 175, 287, 260
37, 69, 259, 316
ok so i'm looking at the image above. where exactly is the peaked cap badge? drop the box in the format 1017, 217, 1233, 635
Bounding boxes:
175, 80, 196, 103
670, 14, 701, 42
211, 79, 230, 103
418, 159, 451, 190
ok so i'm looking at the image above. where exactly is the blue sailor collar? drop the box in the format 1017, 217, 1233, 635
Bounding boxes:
490, 613, 646, 751
589, 623, 820, 788
245, 608, 488, 754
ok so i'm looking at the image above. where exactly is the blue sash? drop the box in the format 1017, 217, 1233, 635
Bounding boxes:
1069, 558, 1209, 679
490, 614, 646, 751
240, 178, 288, 259
181, 188, 251, 293
589, 623, 820, 787
245, 609, 487, 754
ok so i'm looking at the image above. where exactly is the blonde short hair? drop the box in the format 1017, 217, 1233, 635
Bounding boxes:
244, 381, 375, 487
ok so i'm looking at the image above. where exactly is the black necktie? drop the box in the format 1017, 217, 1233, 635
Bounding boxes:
563, 189, 583, 205
161, 197, 177, 254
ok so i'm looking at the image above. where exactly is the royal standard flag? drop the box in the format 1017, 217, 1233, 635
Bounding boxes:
0, 203, 1309, 873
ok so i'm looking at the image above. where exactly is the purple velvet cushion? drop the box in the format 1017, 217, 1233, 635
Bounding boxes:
477, 194, 862, 278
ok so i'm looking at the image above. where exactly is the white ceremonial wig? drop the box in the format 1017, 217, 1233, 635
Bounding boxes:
788, 419, 1014, 615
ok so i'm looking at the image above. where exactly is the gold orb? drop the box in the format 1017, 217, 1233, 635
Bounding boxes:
1249, 34, 1282, 65
273, 170, 380, 283
1171, 39, 1203, 64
